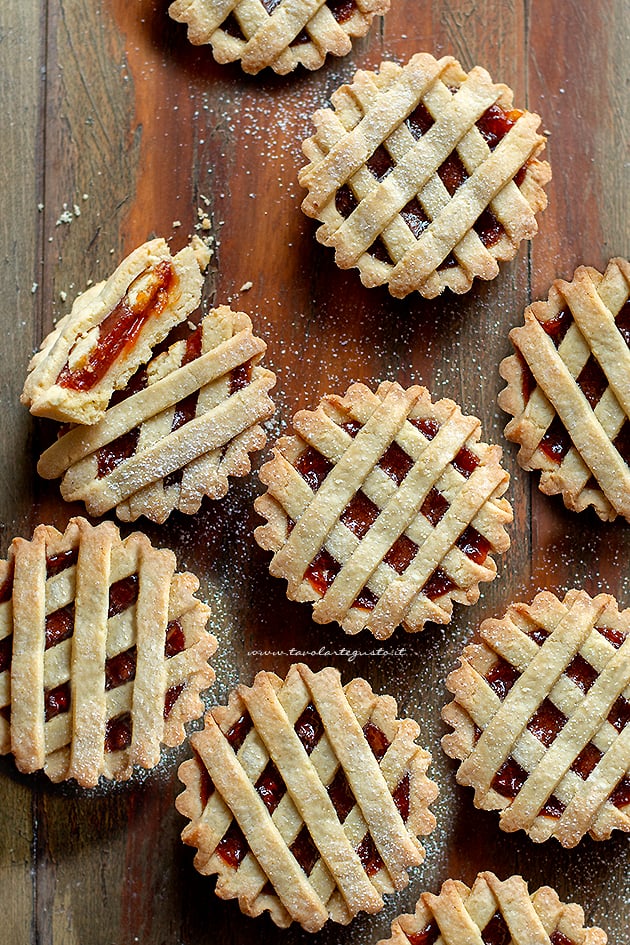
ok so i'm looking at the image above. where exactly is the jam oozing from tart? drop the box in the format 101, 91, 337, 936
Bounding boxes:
476, 209, 505, 247
108, 574, 139, 618
542, 308, 572, 347
527, 698, 567, 747
481, 912, 511, 945
528, 625, 550, 646
105, 711, 132, 752
44, 682, 71, 721
45, 605, 75, 648
407, 922, 439, 945
105, 647, 137, 690
0, 635, 12, 673
57, 261, 175, 392
539, 416, 572, 462
485, 658, 519, 700
296, 447, 333, 492
290, 826, 319, 875
97, 428, 141, 478
46, 548, 79, 577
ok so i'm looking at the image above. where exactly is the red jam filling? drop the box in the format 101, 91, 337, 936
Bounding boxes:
421, 487, 449, 526
392, 771, 410, 821
222, 12, 245, 40
164, 683, 184, 719
565, 653, 598, 693
610, 776, 630, 809
608, 695, 630, 733
230, 359, 252, 395
542, 308, 572, 347
401, 197, 430, 239
576, 356, 607, 409
45, 605, 75, 648
384, 534, 418, 573
407, 922, 439, 945
255, 761, 285, 814
456, 525, 490, 564
46, 548, 78, 577
108, 574, 139, 619
485, 659, 519, 700
216, 821, 248, 868
453, 445, 479, 478
481, 912, 511, 945
296, 447, 332, 492
170, 392, 199, 435
477, 104, 524, 150
368, 236, 393, 264
44, 682, 71, 722
411, 417, 439, 440
328, 0, 356, 23
597, 625, 626, 649
550, 932, 575, 945
527, 698, 567, 747
571, 742, 602, 780
356, 833, 384, 876
438, 151, 468, 197
335, 184, 358, 219
406, 102, 434, 139
614, 419, 630, 466
528, 625, 550, 646
492, 758, 564, 817
195, 749, 214, 807
226, 713, 252, 752
304, 547, 339, 596
342, 420, 361, 437
294, 703, 324, 754
57, 261, 175, 392
105, 646, 136, 691
105, 711, 132, 752
367, 145, 395, 181
617, 298, 630, 346
0, 636, 11, 673
363, 720, 390, 761
165, 620, 186, 658
97, 428, 140, 479
421, 567, 456, 601
380, 441, 414, 484
327, 767, 355, 822
539, 416, 572, 463
340, 491, 379, 539
0, 563, 14, 604
290, 826, 319, 875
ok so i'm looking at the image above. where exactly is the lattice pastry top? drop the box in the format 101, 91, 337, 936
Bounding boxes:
442, 590, 630, 847
176, 663, 437, 931
377, 871, 607, 945
37, 306, 276, 524
300, 53, 551, 298
21, 237, 211, 425
0, 518, 215, 787
168, 0, 390, 76
499, 258, 630, 522
254, 381, 512, 639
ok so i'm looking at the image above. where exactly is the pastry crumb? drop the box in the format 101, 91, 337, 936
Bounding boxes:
60, 290, 67, 302
172, 220, 182, 228
239, 281, 253, 292
31, 282, 38, 294
73, 204, 81, 217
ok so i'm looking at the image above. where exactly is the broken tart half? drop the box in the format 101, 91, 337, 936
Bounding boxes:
176, 663, 437, 931
0, 517, 215, 787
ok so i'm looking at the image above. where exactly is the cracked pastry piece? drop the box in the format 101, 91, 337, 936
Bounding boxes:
442, 590, 630, 847
168, 0, 390, 76
21, 237, 210, 424
37, 306, 276, 524
0, 517, 215, 787
254, 381, 512, 639
300, 53, 551, 298
499, 258, 630, 522
176, 663, 437, 931
377, 871, 607, 945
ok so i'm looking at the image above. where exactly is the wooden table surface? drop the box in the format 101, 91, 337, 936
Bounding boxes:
1, 1, 629, 942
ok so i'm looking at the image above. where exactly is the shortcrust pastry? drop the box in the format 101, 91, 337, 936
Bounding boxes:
168, 0, 390, 75
255, 381, 512, 639
499, 258, 630, 522
37, 306, 276, 523
0, 517, 215, 786
176, 663, 437, 931
442, 590, 630, 846
300, 53, 550, 298
377, 871, 607, 945
22, 237, 210, 424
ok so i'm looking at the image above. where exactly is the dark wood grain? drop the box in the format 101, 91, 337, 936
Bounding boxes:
1, 0, 628, 942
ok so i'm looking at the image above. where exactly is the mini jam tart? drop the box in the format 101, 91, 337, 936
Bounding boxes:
0, 517, 215, 787
176, 663, 437, 932
300, 53, 551, 299
499, 258, 630, 522
254, 382, 512, 639
168, 0, 390, 76
377, 872, 607, 945
36, 306, 276, 524
442, 590, 630, 847
21, 237, 210, 425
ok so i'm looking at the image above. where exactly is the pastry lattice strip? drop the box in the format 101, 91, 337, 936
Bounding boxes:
169, 0, 389, 75
37, 306, 276, 524
377, 871, 607, 945
255, 382, 511, 639
176, 663, 437, 932
443, 590, 630, 847
0, 518, 214, 786
499, 258, 630, 522
300, 54, 550, 298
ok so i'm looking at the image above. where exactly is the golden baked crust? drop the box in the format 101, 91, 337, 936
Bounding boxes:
300, 53, 550, 298
176, 663, 437, 931
0, 517, 215, 787
255, 381, 512, 639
